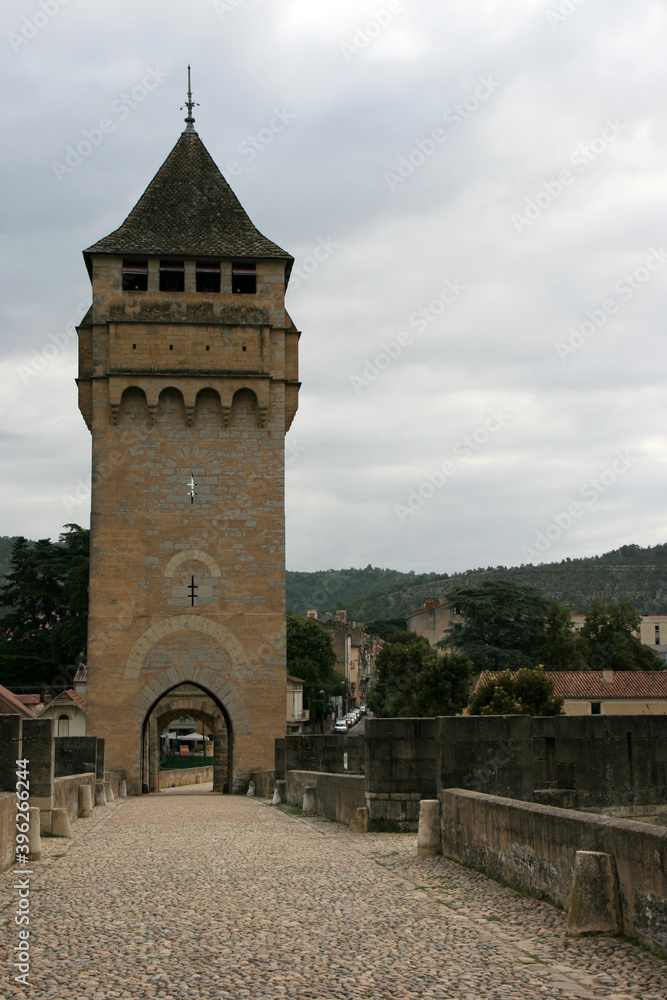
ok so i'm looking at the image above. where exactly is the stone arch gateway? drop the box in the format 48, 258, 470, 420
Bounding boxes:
142, 682, 233, 794
77, 97, 300, 795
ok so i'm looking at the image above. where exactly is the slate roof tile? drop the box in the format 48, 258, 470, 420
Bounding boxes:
84, 130, 292, 263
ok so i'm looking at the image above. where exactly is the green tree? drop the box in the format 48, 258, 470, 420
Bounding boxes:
442, 580, 548, 671
362, 617, 407, 640
578, 601, 663, 671
368, 631, 472, 717
286, 613, 342, 724
0, 525, 90, 689
468, 667, 564, 716
542, 601, 587, 670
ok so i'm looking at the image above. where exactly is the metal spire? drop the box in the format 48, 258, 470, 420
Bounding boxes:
181, 65, 199, 133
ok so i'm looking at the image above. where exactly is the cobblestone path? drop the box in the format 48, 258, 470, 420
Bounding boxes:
2, 786, 666, 999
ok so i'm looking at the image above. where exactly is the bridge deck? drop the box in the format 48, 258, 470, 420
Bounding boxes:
2, 786, 666, 999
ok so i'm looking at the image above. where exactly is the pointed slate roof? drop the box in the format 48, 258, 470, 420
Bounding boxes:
84, 130, 292, 265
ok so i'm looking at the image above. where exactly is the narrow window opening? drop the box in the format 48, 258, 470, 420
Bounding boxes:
242, 345, 247, 352
232, 262, 256, 294
159, 260, 185, 292
196, 261, 221, 293
122, 260, 148, 291
188, 576, 198, 607
206, 345, 210, 351
169, 345, 173, 351
132, 344, 136, 350
188, 474, 197, 504
591, 702, 601, 715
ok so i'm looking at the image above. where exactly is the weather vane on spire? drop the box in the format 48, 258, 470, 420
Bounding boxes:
181, 64, 199, 132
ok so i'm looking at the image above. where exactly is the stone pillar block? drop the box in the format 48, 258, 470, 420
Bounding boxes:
20, 718, 54, 812
417, 799, 442, 857
78, 784, 93, 818
103, 781, 114, 802
27, 806, 42, 862
349, 806, 369, 833
272, 779, 286, 805
247, 780, 255, 797
95, 739, 105, 780
51, 807, 73, 838
195, 774, 202, 784
567, 851, 623, 936
118, 780, 127, 798
303, 785, 317, 815
95, 781, 107, 807
0, 715, 22, 792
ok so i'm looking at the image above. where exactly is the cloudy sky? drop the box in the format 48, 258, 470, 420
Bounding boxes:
1, 0, 666, 574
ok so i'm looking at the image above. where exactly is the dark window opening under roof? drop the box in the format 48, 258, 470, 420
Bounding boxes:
160, 260, 184, 292
232, 262, 256, 294
122, 260, 148, 291
196, 261, 221, 293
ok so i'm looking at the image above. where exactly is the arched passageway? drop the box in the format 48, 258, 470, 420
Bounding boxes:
141, 682, 233, 794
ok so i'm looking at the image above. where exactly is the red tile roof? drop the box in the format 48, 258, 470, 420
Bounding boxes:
49, 689, 87, 711
0, 684, 36, 717
16, 694, 42, 705
408, 601, 450, 618
476, 670, 667, 700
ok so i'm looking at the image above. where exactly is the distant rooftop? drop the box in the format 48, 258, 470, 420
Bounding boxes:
476, 670, 667, 700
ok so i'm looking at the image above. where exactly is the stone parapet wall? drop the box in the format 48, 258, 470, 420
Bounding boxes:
159, 766, 214, 789
280, 715, 667, 825
346, 734, 365, 774
365, 718, 437, 798
0, 792, 15, 871
53, 773, 96, 823
285, 770, 365, 824
438, 714, 667, 809
284, 735, 346, 774
250, 769, 276, 797
441, 788, 667, 950
54, 737, 102, 779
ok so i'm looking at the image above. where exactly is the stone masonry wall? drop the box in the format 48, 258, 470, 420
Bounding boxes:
284, 735, 346, 774
441, 788, 667, 951
83, 254, 298, 795
438, 715, 667, 809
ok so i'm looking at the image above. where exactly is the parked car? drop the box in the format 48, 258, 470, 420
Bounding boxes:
333, 719, 348, 734
359, 705, 367, 715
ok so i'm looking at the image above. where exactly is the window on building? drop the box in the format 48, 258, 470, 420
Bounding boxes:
655, 625, 661, 645
159, 260, 185, 292
232, 262, 256, 294
591, 702, 601, 715
196, 261, 221, 293
57, 714, 70, 737
122, 260, 148, 291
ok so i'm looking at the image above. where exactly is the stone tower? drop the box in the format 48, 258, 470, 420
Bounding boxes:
77, 101, 300, 794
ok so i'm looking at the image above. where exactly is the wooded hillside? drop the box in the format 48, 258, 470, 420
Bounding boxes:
286, 544, 667, 624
